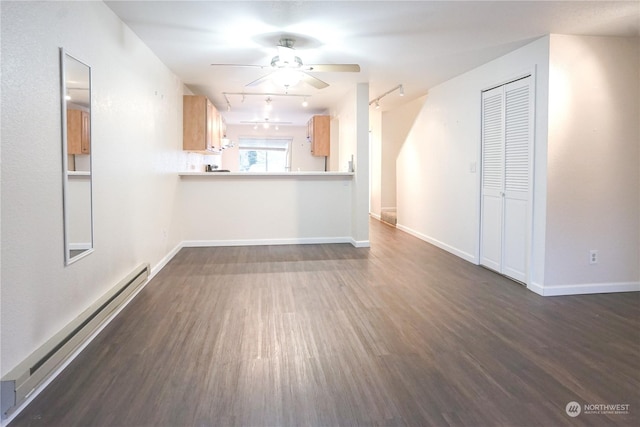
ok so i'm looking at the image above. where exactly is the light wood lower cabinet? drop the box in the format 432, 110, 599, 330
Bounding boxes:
307, 115, 330, 157
67, 109, 90, 155
183, 95, 221, 153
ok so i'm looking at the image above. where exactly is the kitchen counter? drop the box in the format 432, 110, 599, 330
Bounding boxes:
179, 171, 354, 178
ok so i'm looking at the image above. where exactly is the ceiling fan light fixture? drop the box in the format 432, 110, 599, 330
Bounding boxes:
273, 43, 303, 69
271, 55, 303, 69
302, 97, 308, 107
399, 84, 405, 96
265, 97, 273, 111
273, 69, 302, 88
375, 100, 380, 109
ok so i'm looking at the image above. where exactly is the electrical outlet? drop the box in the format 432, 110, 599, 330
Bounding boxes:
589, 250, 598, 265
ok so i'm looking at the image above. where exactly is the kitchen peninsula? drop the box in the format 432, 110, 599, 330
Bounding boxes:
179, 171, 353, 177
178, 170, 359, 248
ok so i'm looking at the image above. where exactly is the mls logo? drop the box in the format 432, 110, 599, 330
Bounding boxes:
566, 401, 582, 417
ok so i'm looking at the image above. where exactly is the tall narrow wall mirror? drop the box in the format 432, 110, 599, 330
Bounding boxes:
60, 48, 94, 265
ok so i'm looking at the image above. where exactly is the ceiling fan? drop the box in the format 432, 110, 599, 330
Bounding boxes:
211, 37, 360, 90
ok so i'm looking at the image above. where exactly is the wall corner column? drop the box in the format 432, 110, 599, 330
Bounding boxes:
351, 82, 370, 247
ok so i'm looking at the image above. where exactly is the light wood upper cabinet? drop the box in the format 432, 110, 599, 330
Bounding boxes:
307, 115, 330, 157
183, 95, 221, 153
67, 109, 90, 155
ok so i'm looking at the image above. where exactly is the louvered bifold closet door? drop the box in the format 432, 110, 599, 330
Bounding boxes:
502, 78, 532, 282
480, 86, 504, 272
480, 76, 532, 283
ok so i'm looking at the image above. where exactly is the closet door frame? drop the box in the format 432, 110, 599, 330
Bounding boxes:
476, 67, 536, 286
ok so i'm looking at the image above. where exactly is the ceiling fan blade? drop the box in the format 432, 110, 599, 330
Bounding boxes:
300, 73, 329, 89
246, 73, 273, 87
211, 64, 268, 69
303, 64, 361, 73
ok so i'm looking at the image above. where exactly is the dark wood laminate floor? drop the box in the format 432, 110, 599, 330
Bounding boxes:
10, 219, 639, 427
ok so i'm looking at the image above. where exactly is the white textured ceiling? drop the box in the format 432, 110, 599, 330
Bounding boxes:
105, 1, 640, 125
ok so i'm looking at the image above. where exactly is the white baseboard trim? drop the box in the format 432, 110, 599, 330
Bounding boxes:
182, 236, 353, 247
370, 212, 381, 221
396, 223, 476, 263
528, 281, 640, 296
150, 242, 183, 280
350, 239, 371, 248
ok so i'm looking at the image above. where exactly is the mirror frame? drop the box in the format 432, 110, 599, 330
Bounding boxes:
60, 48, 94, 265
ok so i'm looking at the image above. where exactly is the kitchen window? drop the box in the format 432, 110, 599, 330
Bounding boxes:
238, 138, 291, 172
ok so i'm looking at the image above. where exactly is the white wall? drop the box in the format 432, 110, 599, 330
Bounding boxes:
1, 1, 186, 375
396, 37, 550, 268
544, 35, 640, 290
380, 96, 425, 211
328, 116, 340, 172
333, 87, 358, 173
369, 110, 382, 218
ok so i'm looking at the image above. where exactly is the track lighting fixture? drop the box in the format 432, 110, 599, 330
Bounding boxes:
221, 92, 312, 113
369, 84, 405, 109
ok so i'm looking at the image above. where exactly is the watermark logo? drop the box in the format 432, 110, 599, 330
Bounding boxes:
583, 403, 630, 415
566, 401, 581, 417
565, 401, 630, 417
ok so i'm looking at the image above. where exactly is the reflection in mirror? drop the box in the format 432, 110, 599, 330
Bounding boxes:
60, 48, 93, 265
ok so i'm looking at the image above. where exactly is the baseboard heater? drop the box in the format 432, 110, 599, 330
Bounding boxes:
1, 263, 150, 419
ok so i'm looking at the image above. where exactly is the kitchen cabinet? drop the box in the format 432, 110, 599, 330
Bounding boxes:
183, 95, 222, 153
67, 109, 90, 155
307, 115, 330, 157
